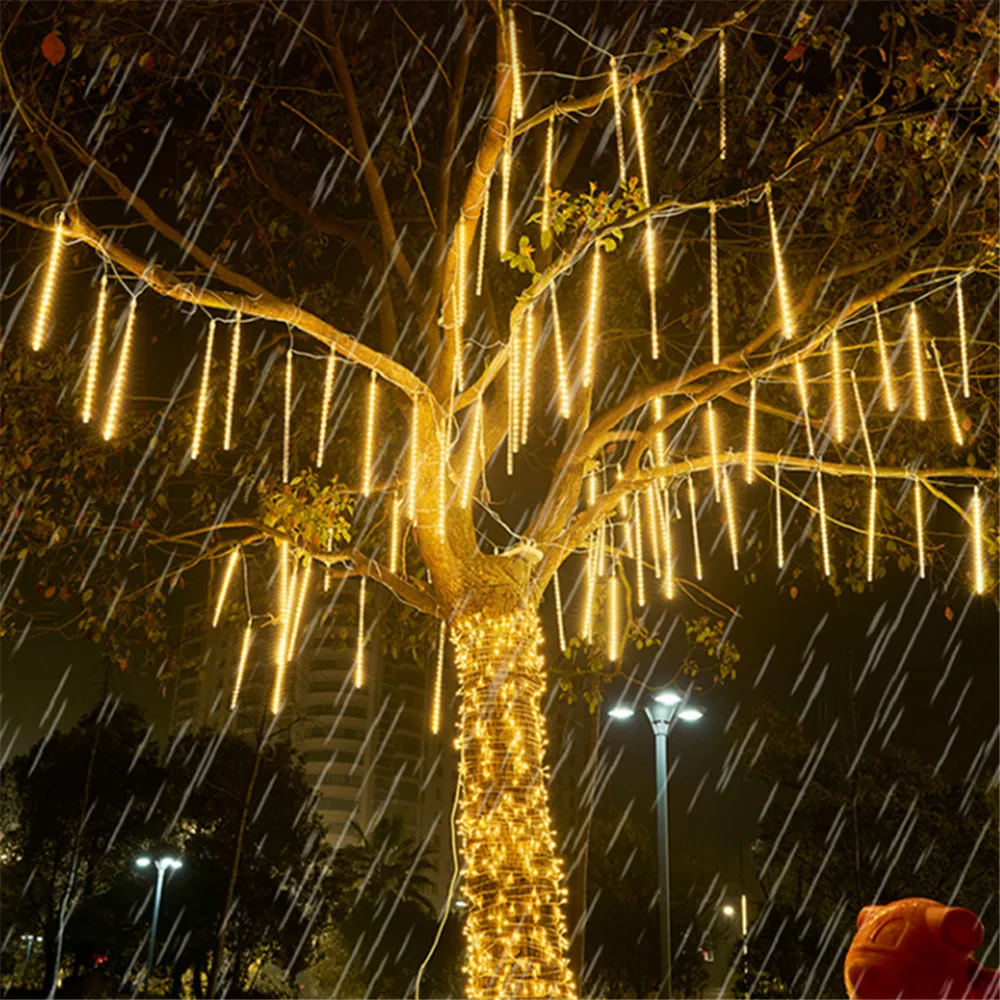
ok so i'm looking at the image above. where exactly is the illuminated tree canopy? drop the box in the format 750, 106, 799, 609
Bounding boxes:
2, 2, 997, 996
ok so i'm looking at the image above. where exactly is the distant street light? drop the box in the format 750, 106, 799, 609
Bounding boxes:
609, 690, 704, 999
135, 853, 182, 995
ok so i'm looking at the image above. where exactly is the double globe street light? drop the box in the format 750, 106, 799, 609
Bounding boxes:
135, 853, 183, 995
609, 691, 704, 1000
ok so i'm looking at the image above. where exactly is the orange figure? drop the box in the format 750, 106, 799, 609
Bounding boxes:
845, 897, 999, 999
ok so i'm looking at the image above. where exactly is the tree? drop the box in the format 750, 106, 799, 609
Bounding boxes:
1, 2, 996, 996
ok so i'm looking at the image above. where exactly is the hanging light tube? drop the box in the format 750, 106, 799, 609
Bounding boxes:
272, 557, 296, 712
583, 242, 601, 388
437, 420, 448, 541
718, 29, 727, 160
510, 315, 522, 456
652, 396, 666, 470
765, 184, 795, 341
276, 539, 288, 665
542, 116, 554, 239
191, 319, 215, 460
971, 486, 985, 595
610, 56, 626, 188
553, 569, 567, 652
521, 308, 534, 443
774, 462, 785, 569
317, 344, 336, 466
909, 304, 927, 421
661, 485, 675, 599
831, 334, 845, 443
687, 476, 703, 580
866, 479, 877, 584
582, 538, 596, 641
634, 491, 646, 605
631, 89, 659, 361
914, 478, 925, 580
324, 527, 332, 593
931, 340, 964, 446
745, 378, 757, 483
721, 465, 740, 571
499, 121, 512, 256
551, 286, 571, 419
710, 203, 720, 365
816, 470, 831, 578
212, 547, 241, 627
224, 313, 241, 450
606, 571, 619, 662
872, 302, 897, 411
282, 345, 292, 483
645, 484, 662, 579
508, 12, 523, 120
82, 275, 108, 425
102, 298, 137, 442
476, 172, 490, 297
794, 358, 816, 456
30, 215, 64, 352
354, 575, 367, 687
361, 370, 377, 496
231, 625, 253, 710
460, 397, 483, 509
956, 277, 969, 398
850, 369, 877, 478
707, 402, 721, 500
431, 620, 446, 734
408, 403, 419, 521
286, 556, 312, 663
389, 491, 401, 574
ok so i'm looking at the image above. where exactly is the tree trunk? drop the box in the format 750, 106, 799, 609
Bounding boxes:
206, 733, 263, 998
451, 609, 576, 999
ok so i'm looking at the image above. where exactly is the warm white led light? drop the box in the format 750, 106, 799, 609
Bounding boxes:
765, 184, 795, 341
631, 89, 659, 361
914, 478, 925, 580
661, 486, 675, 599
317, 344, 336, 467
437, 421, 448, 541
831, 334, 845, 443
866, 479, 877, 584
500, 125, 512, 256
745, 378, 757, 483
82, 274, 107, 425
286, 555, 312, 663
710, 203, 720, 365
583, 243, 601, 388
542, 116, 554, 238
408, 403, 419, 521
361, 370, 377, 496
718, 29, 727, 160
816, 471, 831, 578
508, 13, 523, 120
610, 57, 626, 188
103, 298, 137, 442
477, 172, 490, 297
931, 339, 964, 446
634, 491, 646, 604
956, 277, 969, 398
224, 313, 241, 451
31, 216, 64, 352
389, 490, 401, 575
231, 625, 253, 710
707, 402, 721, 500
645, 485, 661, 579
212, 547, 241, 627
850, 369, 876, 477
460, 397, 483, 509
551, 286, 571, 419
582, 538, 596, 641
606, 572, 619, 662
553, 569, 567, 652
276, 539, 288, 667
431, 619, 446, 734
971, 487, 985, 595
794, 358, 815, 456
283, 346, 292, 483
774, 462, 785, 569
191, 319, 215, 460
721, 465, 739, 571
909, 304, 927, 421
687, 476, 703, 581
872, 302, 897, 411
272, 557, 296, 712
354, 574, 367, 687
521, 308, 534, 443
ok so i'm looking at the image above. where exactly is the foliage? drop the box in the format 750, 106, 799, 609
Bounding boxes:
258, 469, 353, 551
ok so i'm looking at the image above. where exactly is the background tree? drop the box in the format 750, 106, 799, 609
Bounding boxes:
1, 1, 997, 995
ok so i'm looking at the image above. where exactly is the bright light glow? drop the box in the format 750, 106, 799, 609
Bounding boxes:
583, 243, 601, 388
460, 397, 483, 509
687, 477, 703, 581
477, 172, 490, 297
582, 539, 596, 640
872, 302, 897, 411
831, 334, 845, 443
542, 116, 554, 238
272, 557, 297, 711
718, 29, 727, 160
431, 620, 446, 734
354, 575, 367, 687
652, 396, 666, 468
438, 421, 448, 541
816, 471, 831, 578
317, 345, 336, 467
634, 491, 646, 605
165, 857, 183, 870
931, 339, 963, 446
721, 466, 739, 571
500, 126, 512, 256
408, 403, 419, 521
610, 57, 626, 187
102, 298, 137, 442
956, 277, 969, 398
608, 705, 635, 720
212, 547, 241, 627
631, 89, 659, 361
286, 556, 311, 663
361, 370, 377, 496
723, 905, 736, 918
389, 491, 401, 574
553, 569, 567, 652
191, 319, 215, 460
765, 184, 795, 340
660, 486, 675, 600
231, 625, 253, 709
31, 216, 64, 352
135, 857, 152, 868
746, 378, 757, 483
794, 358, 815, 456
224, 313, 241, 450
454, 218, 466, 391
678, 708, 704, 723
867, 479, 877, 584
82, 274, 107, 424
324, 528, 333, 592
710, 203, 720, 364
275, 539, 289, 666
509, 313, 522, 462
508, 13, 523, 120
451, 612, 577, 998
707, 403, 721, 500
521, 308, 534, 443
631, 89, 650, 204
971, 487, 985, 595
606, 572, 619, 662
850, 369, 876, 477
909, 304, 927, 421
282, 346, 292, 483
654, 690, 681, 706
586, 470, 598, 507
551, 286, 571, 419
914, 478, 925, 580
645, 485, 661, 579
775, 462, 785, 569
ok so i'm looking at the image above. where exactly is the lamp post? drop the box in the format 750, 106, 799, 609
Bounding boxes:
135, 853, 182, 995
609, 691, 704, 999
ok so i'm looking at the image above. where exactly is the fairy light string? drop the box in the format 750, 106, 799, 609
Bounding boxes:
687, 475, 703, 581
82, 274, 107, 425
909, 304, 927, 421
103, 297, 137, 442
30, 214, 64, 352
931, 339, 964, 446
872, 301, 897, 411
212, 547, 241, 627
431, 619, 446, 734
191, 319, 215, 460
282, 345, 292, 483
317, 344, 336, 466
551, 286, 571, 419
765, 183, 795, 341
361, 370, 378, 496
583, 242, 601, 389
956, 276, 970, 398
709, 203, 721, 364
223, 312, 241, 451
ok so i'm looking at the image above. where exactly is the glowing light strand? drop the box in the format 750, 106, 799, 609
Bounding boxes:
909, 304, 927, 421
634, 491, 647, 604
606, 572, 619, 662
431, 620, 446, 734
102, 298, 137, 442
930, 340, 964, 446
867, 479, 877, 584
872, 302, 897, 411
191, 319, 215, 460
794, 358, 815, 456
553, 569, 567, 652
317, 345, 336, 466
956, 277, 969, 398
721, 465, 740, 572
521, 308, 534, 444
361, 370, 377, 496
583, 243, 601, 388
212, 547, 241, 627
831, 334, 845, 443
551, 286, 571, 419
914, 479, 925, 580
286, 556, 312, 663
718, 30, 727, 160
477, 172, 490, 297
508, 13, 523, 120
765, 184, 795, 341
223, 313, 241, 450
707, 402, 721, 500
354, 575, 367, 688
775, 462, 785, 569
272, 557, 296, 712
390, 490, 401, 574
850, 370, 877, 478
408, 404, 419, 521
710, 203, 720, 364
499, 124, 512, 256
231, 625, 253, 710
460, 398, 483, 509
645, 484, 662, 579
687, 476, 703, 581
31, 215, 64, 352
631, 89, 659, 360
610, 57, 626, 187
660, 486, 675, 599
454, 217, 466, 391
276, 539, 288, 666
971, 487, 985, 595
82, 274, 107, 425
816, 471, 831, 578
542, 116, 554, 239
745, 378, 757, 483
582, 538, 596, 641
282, 346, 292, 483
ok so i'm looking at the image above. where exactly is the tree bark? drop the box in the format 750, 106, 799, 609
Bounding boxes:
451, 609, 576, 999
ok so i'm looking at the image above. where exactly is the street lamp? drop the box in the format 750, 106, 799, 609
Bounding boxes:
135, 853, 182, 995
609, 690, 704, 1000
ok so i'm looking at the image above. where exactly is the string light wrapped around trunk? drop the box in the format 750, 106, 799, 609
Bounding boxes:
872, 302, 897, 411
103, 298, 137, 442
191, 319, 215, 460
30, 214, 64, 352
451, 611, 577, 1000
82, 274, 108, 425
224, 313, 241, 451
